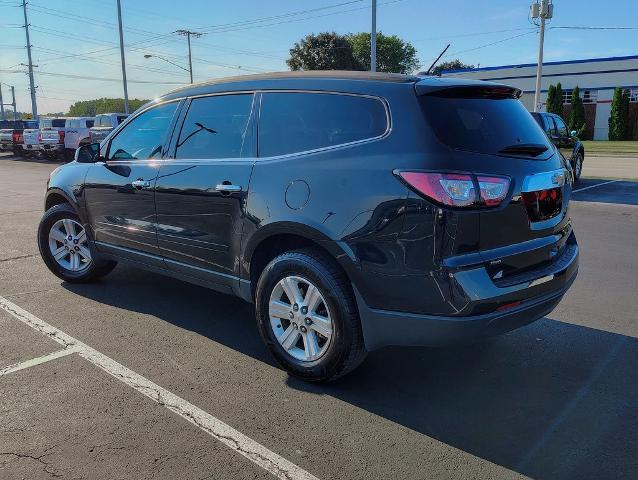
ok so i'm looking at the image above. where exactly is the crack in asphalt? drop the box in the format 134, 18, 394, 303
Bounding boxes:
0, 445, 62, 478
0, 254, 39, 263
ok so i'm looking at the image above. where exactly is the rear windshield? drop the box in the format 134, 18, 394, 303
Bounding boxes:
40, 119, 66, 128
420, 95, 551, 156
94, 115, 113, 127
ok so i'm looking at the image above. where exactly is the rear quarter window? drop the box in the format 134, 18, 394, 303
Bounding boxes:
52, 119, 66, 128
420, 94, 551, 156
258, 92, 388, 157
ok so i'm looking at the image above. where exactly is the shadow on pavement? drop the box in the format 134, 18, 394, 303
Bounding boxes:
573, 178, 638, 206
64, 266, 638, 480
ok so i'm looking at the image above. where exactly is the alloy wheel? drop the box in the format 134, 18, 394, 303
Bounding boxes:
48, 218, 92, 272
268, 275, 333, 362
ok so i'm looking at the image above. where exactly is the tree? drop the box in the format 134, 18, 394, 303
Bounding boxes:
608, 87, 630, 140
568, 86, 587, 139
67, 98, 148, 116
546, 82, 563, 117
633, 109, 638, 141
287, 32, 359, 71
347, 32, 419, 74
429, 59, 474, 77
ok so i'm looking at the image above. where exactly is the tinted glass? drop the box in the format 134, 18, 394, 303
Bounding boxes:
117, 115, 128, 124
94, 115, 112, 127
420, 95, 551, 155
176, 94, 253, 159
107, 102, 177, 160
542, 115, 556, 136
24, 121, 38, 129
259, 92, 387, 157
554, 116, 568, 136
86, 120, 94, 128
52, 119, 66, 128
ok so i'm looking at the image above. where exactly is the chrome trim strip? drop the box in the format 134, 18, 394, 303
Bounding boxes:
521, 168, 566, 192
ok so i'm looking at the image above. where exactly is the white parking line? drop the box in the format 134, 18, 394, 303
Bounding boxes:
0, 295, 319, 480
572, 179, 621, 193
0, 346, 80, 376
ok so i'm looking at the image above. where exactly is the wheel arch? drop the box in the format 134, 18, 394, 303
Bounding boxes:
243, 222, 359, 300
44, 188, 87, 224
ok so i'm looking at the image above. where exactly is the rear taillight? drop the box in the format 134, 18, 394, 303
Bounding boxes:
521, 187, 563, 221
58, 130, 65, 143
398, 171, 510, 208
12, 132, 21, 143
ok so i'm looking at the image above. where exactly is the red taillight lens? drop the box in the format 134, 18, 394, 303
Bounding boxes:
398, 172, 510, 208
38, 132, 42, 142
477, 176, 510, 206
12, 133, 21, 143
399, 172, 476, 207
58, 130, 65, 143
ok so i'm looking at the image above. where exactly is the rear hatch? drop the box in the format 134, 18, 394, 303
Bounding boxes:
417, 81, 573, 283
39, 118, 66, 145
23, 129, 40, 146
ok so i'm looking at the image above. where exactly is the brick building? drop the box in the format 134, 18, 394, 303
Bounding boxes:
440, 54, 638, 140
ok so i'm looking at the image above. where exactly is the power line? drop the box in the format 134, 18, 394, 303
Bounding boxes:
0, 68, 186, 85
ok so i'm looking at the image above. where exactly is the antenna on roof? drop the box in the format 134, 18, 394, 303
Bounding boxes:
424, 44, 451, 76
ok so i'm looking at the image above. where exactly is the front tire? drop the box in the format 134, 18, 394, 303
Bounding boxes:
255, 248, 366, 382
38, 203, 116, 283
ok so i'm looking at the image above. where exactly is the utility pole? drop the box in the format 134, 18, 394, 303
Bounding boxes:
116, 0, 129, 114
11, 86, 17, 121
21, 0, 37, 119
531, 0, 553, 112
176, 30, 203, 84
0, 83, 5, 121
370, 0, 377, 72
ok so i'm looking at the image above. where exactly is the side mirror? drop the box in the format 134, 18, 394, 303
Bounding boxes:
570, 130, 577, 137
75, 143, 102, 163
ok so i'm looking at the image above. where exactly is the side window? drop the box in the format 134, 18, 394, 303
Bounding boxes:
175, 94, 253, 159
107, 102, 178, 160
543, 115, 556, 136
259, 92, 388, 157
86, 120, 94, 128
554, 116, 568, 137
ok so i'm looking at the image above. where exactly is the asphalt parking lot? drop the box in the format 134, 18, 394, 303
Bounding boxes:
0, 152, 637, 480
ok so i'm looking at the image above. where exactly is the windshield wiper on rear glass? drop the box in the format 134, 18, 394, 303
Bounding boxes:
498, 143, 548, 157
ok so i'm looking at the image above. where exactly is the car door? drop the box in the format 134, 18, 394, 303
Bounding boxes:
154, 92, 256, 290
83, 100, 180, 265
552, 115, 576, 163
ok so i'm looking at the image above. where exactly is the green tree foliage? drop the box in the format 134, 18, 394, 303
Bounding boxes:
568, 86, 588, 139
608, 87, 630, 140
287, 32, 359, 71
546, 82, 563, 117
633, 109, 638, 141
429, 59, 474, 76
347, 32, 419, 74
67, 98, 148, 117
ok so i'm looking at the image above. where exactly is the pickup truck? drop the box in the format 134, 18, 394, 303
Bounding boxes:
64, 117, 95, 156
0, 120, 39, 156
38, 118, 68, 159
89, 113, 128, 144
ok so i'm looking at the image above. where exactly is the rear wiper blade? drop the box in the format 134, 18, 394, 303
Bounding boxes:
498, 143, 548, 157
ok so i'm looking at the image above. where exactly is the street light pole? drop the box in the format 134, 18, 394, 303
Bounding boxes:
0, 83, 5, 121
176, 30, 204, 84
370, 0, 377, 72
531, 0, 553, 112
11, 86, 17, 121
116, 0, 129, 114
21, 0, 38, 119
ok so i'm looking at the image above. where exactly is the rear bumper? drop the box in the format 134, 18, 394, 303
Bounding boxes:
22, 144, 41, 151
40, 143, 64, 152
356, 236, 579, 350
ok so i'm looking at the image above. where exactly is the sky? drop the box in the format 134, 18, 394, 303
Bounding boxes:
1, 0, 637, 114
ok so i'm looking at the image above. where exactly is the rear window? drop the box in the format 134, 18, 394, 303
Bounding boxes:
86, 120, 94, 128
94, 115, 113, 127
117, 115, 128, 124
40, 119, 65, 128
259, 92, 388, 157
420, 95, 551, 156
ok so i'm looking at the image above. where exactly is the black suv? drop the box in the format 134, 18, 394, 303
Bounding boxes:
38, 72, 579, 381
531, 112, 585, 181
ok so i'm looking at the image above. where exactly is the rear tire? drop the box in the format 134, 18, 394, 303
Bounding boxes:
255, 248, 367, 382
573, 152, 583, 181
38, 203, 116, 283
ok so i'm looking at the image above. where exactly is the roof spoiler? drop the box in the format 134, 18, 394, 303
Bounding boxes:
415, 79, 521, 99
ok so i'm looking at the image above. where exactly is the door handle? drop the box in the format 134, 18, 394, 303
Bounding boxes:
132, 179, 151, 189
215, 183, 242, 193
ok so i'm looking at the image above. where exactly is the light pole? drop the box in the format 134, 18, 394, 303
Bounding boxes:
0, 83, 5, 121
116, 0, 129, 114
531, 0, 553, 112
21, 0, 37, 119
176, 29, 204, 84
370, 0, 377, 72
144, 54, 191, 82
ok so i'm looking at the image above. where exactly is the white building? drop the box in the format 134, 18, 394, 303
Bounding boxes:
441, 55, 638, 140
